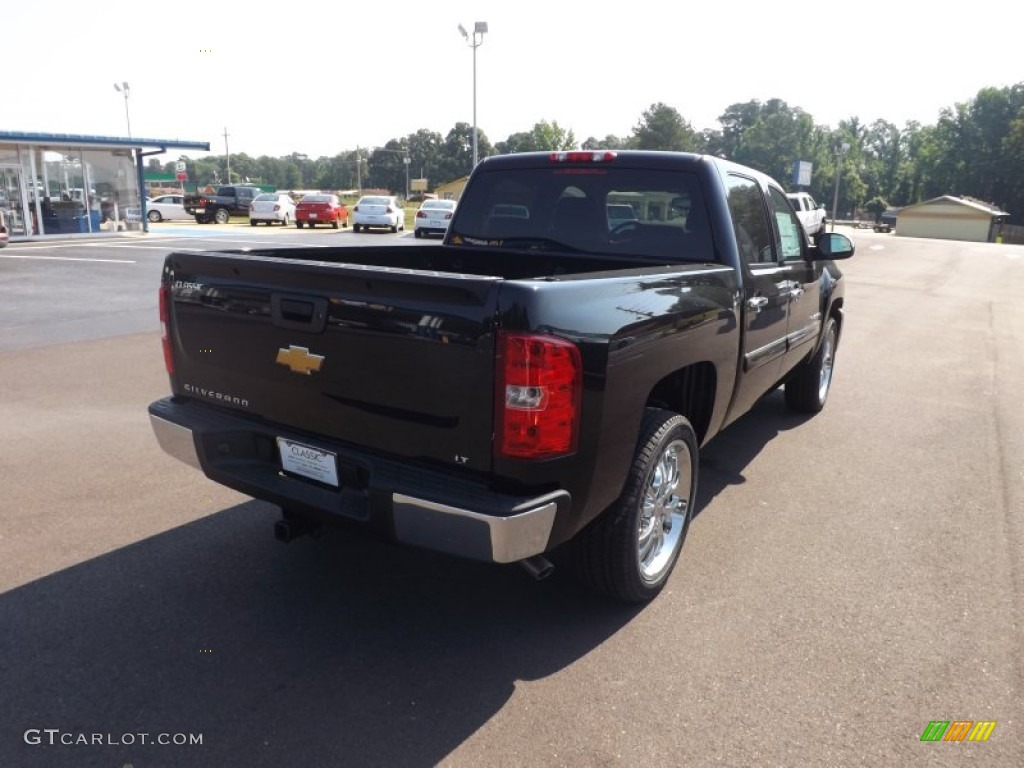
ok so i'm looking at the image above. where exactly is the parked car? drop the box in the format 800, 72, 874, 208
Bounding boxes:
146, 194, 191, 223
295, 194, 349, 229
249, 193, 297, 226
786, 192, 827, 238
353, 195, 404, 233
413, 198, 457, 238
184, 185, 262, 224
0, 210, 8, 248
606, 203, 638, 229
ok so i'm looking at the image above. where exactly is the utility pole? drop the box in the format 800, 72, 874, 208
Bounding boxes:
355, 146, 361, 193
223, 127, 231, 184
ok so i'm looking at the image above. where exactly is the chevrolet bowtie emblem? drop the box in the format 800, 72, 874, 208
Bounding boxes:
276, 345, 324, 375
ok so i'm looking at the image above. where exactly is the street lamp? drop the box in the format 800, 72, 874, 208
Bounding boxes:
113, 82, 131, 139
458, 21, 488, 167
830, 142, 850, 232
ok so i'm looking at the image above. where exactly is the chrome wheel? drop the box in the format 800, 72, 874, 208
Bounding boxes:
573, 409, 698, 602
817, 325, 836, 403
637, 438, 691, 583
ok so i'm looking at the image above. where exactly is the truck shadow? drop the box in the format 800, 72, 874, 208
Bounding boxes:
694, 389, 812, 517
1, 500, 641, 768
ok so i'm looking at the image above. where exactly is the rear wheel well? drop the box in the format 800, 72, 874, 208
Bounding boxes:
646, 362, 716, 444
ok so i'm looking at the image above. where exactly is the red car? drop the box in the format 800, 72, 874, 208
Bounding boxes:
295, 194, 349, 229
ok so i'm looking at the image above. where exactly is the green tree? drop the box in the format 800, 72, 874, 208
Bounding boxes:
497, 120, 577, 154
864, 196, 889, 222
436, 122, 493, 183
706, 100, 763, 159
581, 134, 630, 150
631, 103, 702, 152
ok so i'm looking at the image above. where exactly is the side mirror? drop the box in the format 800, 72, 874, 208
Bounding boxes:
812, 232, 855, 260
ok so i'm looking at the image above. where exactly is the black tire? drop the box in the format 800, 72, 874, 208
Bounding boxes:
414, 228, 421, 239
573, 408, 698, 602
342, 219, 348, 228
296, 221, 303, 228
249, 219, 257, 226
785, 316, 839, 413
214, 208, 230, 224
148, 210, 162, 223
353, 224, 361, 233
331, 219, 339, 229
390, 224, 398, 233
308, 222, 315, 229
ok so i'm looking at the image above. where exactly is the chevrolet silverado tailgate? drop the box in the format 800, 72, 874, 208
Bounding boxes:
164, 249, 501, 473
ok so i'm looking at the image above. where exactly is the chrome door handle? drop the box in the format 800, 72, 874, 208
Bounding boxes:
747, 296, 769, 312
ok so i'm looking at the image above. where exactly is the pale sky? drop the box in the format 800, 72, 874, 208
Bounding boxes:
5, 1, 1022, 160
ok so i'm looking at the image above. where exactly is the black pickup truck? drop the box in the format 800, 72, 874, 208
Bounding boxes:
182, 185, 262, 224
149, 150, 854, 602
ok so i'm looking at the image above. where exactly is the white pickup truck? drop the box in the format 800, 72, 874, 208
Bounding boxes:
786, 192, 826, 238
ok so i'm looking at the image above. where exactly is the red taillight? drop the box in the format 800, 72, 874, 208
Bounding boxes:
159, 284, 174, 374
353, 205, 359, 212
496, 333, 581, 459
273, 204, 281, 211
549, 151, 617, 163
444, 212, 453, 220
386, 206, 394, 213
416, 210, 427, 218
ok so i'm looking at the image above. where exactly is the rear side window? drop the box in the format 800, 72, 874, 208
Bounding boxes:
449, 167, 716, 263
726, 174, 774, 264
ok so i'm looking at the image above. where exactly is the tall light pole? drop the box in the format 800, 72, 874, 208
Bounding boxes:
830, 142, 850, 232
458, 21, 488, 167
113, 82, 131, 138
223, 127, 231, 183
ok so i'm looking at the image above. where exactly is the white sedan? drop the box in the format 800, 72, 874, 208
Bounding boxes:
353, 195, 404, 233
249, 193, 297, 226
146, 194, 191, 222
413, 199, 457, 238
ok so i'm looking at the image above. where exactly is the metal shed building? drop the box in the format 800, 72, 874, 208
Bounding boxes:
895, 196, 1009, 242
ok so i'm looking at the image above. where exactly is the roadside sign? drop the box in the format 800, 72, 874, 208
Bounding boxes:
175, 161, 187, 173
176, 173, 187, 181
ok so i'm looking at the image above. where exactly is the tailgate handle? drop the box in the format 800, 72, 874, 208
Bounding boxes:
271, 294, 328, 333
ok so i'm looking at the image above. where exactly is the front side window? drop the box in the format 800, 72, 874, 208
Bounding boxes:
769, 187, 806, 260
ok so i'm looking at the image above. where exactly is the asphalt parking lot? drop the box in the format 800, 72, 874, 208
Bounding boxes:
1, 227, 1021, 767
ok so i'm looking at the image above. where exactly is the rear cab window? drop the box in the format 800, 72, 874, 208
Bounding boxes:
448, 166, 717, 263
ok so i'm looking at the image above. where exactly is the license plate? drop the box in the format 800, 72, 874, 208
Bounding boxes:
195, 207, 206, 213
277, 437, 339, 486
308, 213, 317, 219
